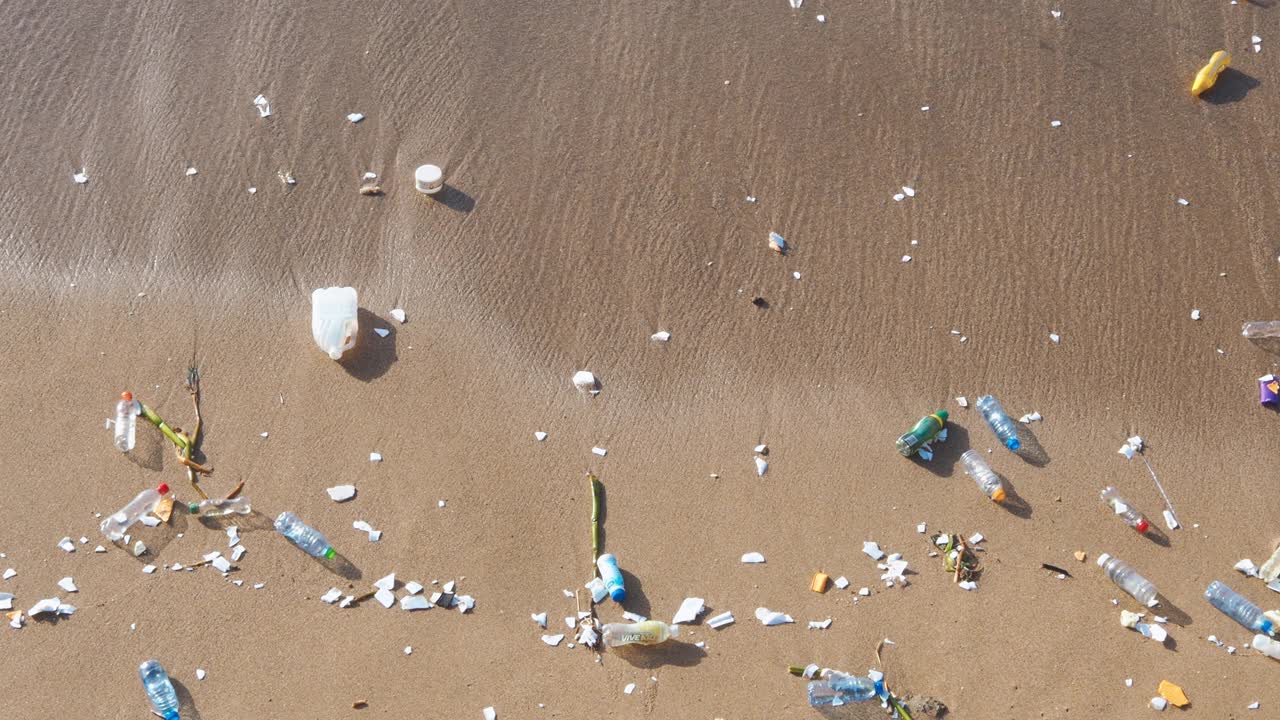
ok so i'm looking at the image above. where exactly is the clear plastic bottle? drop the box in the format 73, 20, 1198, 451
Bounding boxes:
976, 395, 1020, 451
596, 553, 626, 602
1099, 487, 1150, 534
113, 391, 138, 452
1096, 553, 1159, 607
1252, 634, 1280, 660
100, 484, 170, 541
138, 659, 180, 720
187, 496, 252, 517
807, 672, 886, 707
274, 511, 335, 559
601, 620, 678, 647
1241, 321, 1280, 339
1205, 580, 1275, 635
959, 450, 1007, 503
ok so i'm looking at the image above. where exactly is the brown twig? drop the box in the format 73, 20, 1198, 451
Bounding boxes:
225, 479, 245, 500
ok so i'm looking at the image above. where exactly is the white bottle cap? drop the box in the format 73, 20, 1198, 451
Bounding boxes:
1096, 553, 1111, 567
414, 164, 444, 194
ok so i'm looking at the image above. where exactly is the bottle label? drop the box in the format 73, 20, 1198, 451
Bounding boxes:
619, 632, 658, 644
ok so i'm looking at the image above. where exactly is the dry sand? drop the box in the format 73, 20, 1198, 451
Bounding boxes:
3, 0, 1280, 717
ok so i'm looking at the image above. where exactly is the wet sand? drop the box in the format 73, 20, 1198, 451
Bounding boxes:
2, 1, 1280, 717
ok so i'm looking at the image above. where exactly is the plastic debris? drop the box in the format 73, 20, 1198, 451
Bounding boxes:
400, 595, 431, 611
754, 456, 767, 476
196, 669, 206, 681
1018, 411, 1042, 423
57, 577, 77, 593
958, 580, 977, 591
534, 431, 548, 442
741, 552, 765, 564
672, 597, 705, 624
143, 565, 157, 574
72, 169, 89, 184
1260, 375, 1280, 407
58, 537, 75, 553
374, 588, 395, 608
768, 231, 787, 255
623, 683, 636, 695
1249, 701, 1261, 710
405, 581, 424, 595
862, 541, 885, 561
572, 370, 599, 394
788, 0, 802, 9
1191, 51, 1230, 96
327, 485, 357, 502
955, 396, 968, 408
1151, 697, 1168, 711
133, 541, 147, 557
592, 447, 608, 457
352, 520, 382, 542
650, 330, 671, 342
373, 328, 390, 338
1236, 559, 1260, 577
810, 572, 829, 593
541, 634, 565, 646
390, 308, 406, 323
755, 607, 794, 626
252, 94, 271, 117
531, 612, 547, 628
0, 593, 13, 611
833, 576, 849, 590
1191, 309, 1201, 321
808, 619, 832, 630
1050, 120, 1062, 128
708, 611, 734, 629
1157, 681, 1189, 707
369, 452, 382, 462
483, 707, 497, 720
346, 113, 365, 123
3, 569, 14, 580
321, 588, 342, 604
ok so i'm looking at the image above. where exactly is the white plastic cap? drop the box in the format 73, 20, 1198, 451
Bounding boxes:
1096, 553, 1111, 567
669, 624, 679, 638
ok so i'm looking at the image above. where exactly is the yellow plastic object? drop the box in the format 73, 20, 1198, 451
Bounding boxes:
810, 571, 829, 593
1191, 51, 1230, 96
1157, 680, 1189, 708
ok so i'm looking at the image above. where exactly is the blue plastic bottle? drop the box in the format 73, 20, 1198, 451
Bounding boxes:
807, 672, 886, 707
1205, 580, 1275, 635
976, 395, 1020, 451
274, 512, 336, 559
596, 554, 626, 602
138, 660, 180, 720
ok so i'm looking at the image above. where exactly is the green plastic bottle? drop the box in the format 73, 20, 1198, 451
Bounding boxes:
896, 410, 948, 456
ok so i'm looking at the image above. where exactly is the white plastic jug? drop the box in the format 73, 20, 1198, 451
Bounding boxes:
311, 287, 359, 360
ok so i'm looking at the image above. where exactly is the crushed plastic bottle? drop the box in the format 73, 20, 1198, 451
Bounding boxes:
188, 496, 251, 517
311, 287, 359, 360
976, 395, 1020, 451
1100, 487, 1150, 534
959, 450, 1007, 503
274, 511, 336, 559
601, 620, 678, 647
1242, 321, 1280, 339
596, 553, 626, 602
1097, 553, 1159, 607
101, 484, 170, 541
113, 391, 139, 452
1205, 580, 1275, 635
1252, 634, 1280, 660
138, 659, 180, 720
807, 671, 886, 707
896, 410, 947, 457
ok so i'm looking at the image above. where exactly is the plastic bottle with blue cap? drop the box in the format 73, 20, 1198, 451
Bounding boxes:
1205, 580, 1274, 635
976, 394, 1020, 451
138, 659, 181, 720
596, 553, 625, 601
807, 671, 887, 707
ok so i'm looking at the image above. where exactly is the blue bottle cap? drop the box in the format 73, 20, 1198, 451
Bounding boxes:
610, 587, 626, 602
1262, 619, 1275, 636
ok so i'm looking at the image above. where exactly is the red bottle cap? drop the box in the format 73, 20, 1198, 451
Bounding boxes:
121, 391, 133, 401
1135, 518, 1149, 534
157, 483, 170, 495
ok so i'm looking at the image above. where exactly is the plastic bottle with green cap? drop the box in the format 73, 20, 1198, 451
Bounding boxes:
896, 410, 948, 456
188, 496, 252, 518
274, 511, 336, 559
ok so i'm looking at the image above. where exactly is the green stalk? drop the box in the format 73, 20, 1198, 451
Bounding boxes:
139, 403, 187, 449
589, 473, 602, 568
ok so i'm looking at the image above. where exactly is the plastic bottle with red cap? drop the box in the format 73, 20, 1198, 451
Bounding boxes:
1100, 487, 1151, 534
113, 391, 138, 452
100, 483, 171, 541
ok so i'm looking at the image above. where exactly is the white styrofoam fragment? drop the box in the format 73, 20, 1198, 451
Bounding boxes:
833, 576, 849, 590
405, 581, 424, 595
196, 669, 206, 681
347, 112, 365, 123
400, 595, 431, 611
373, 328, 390, 338
541, 634, 565, 646
231, 546, 246, 562
369, 452, 383, 462
808, 619, 832, 630
650, 331, 671, 342
57, 577, 77, 593
327, 485, 357, 502
862, 541, 884, 560
211, 557, 232, 573
534, 431, 548, 442
531, 612, 547, 628
592, 447, 608, 457
958, 580, 977, 591
672, 597, 705, 624
374, 588, 395, 608
741, 552, 765, 564
390, 308, 406, 323
624, 683, 636, 695
321, 588, 342, 604
143, 565, 157, 574
754, 456, 768, 476
622, 611, 647, 622
707, 611, 734, 629
754, 607, 794, 626
374, 574, 396, 591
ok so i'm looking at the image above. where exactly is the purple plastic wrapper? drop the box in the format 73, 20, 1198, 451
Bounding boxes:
1261, 374, 1279, 406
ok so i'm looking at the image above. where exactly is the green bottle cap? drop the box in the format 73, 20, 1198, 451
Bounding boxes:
934, 409, 949, 423
188, 503, 199, 514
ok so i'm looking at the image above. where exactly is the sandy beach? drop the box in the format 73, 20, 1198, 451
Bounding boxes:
2, 0, 1280, 717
